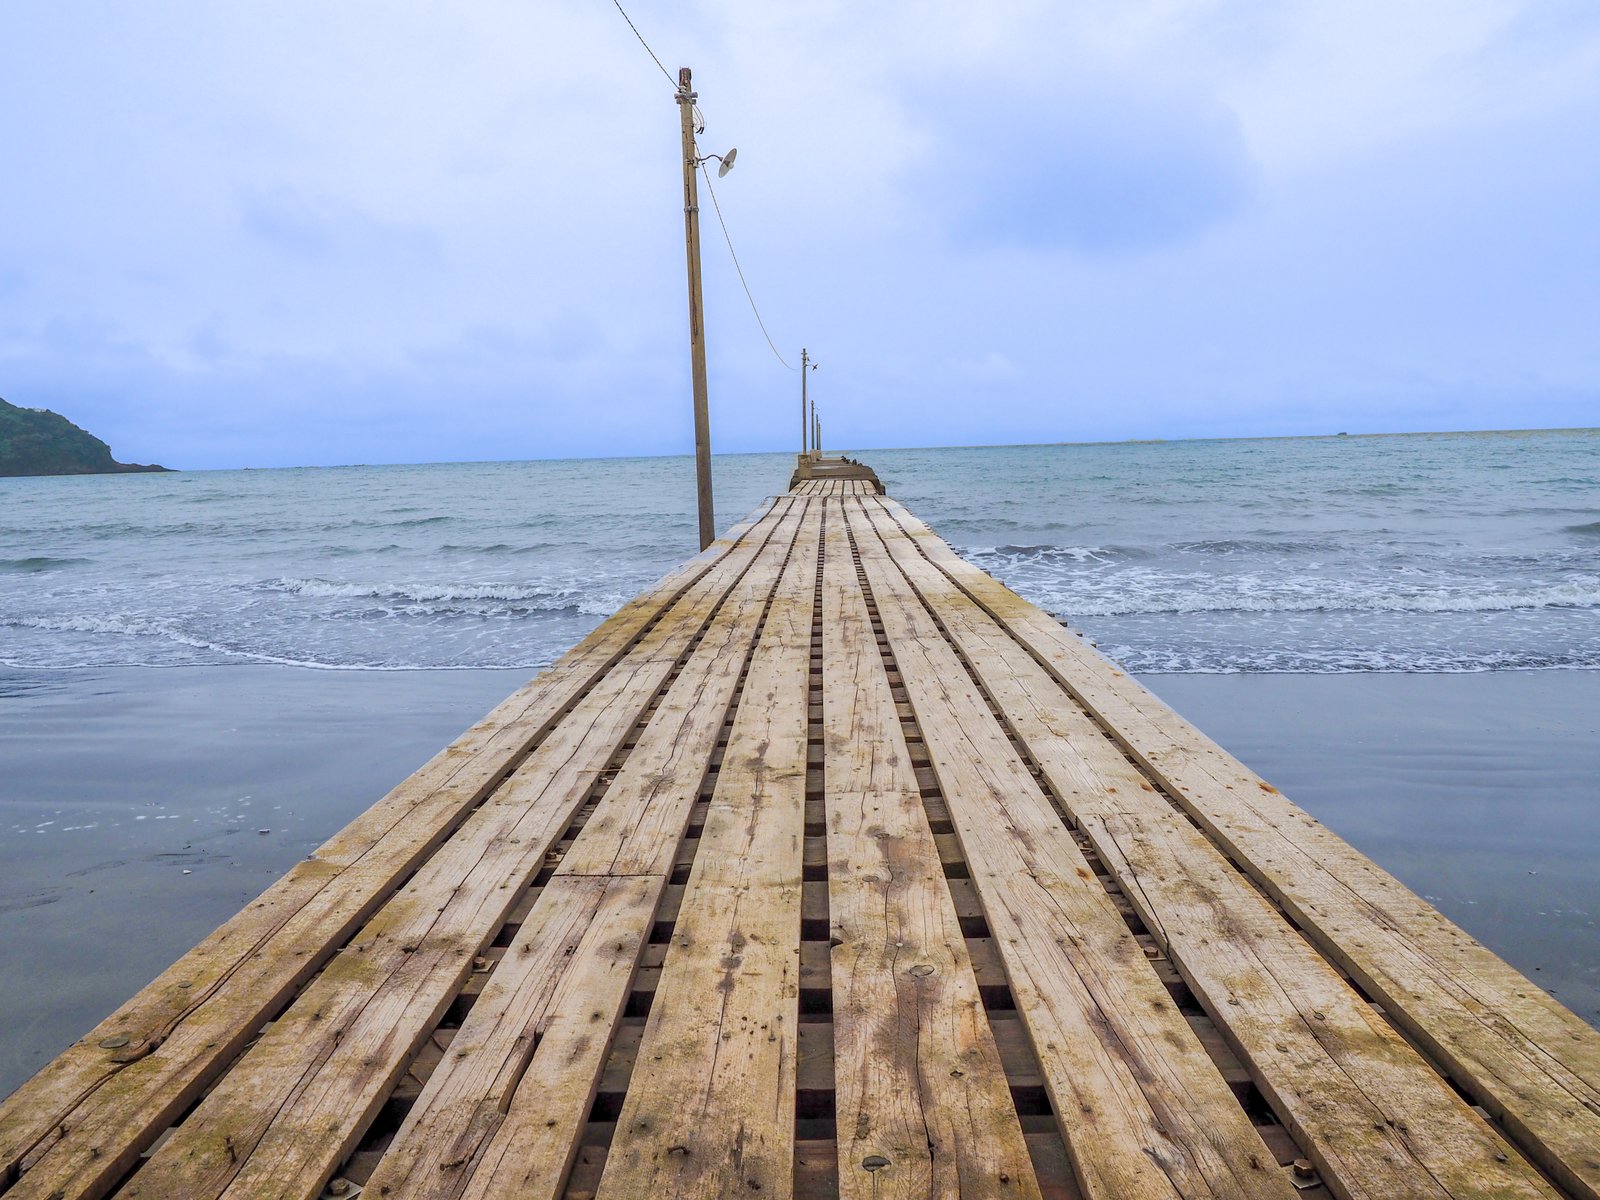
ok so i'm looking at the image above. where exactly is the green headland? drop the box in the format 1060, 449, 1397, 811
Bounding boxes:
0, 397, 169, 477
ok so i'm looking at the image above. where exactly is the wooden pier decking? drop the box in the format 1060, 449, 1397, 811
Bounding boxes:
4, 474, 1600, 1200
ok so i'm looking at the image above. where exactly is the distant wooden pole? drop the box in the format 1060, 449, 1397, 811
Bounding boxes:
808, 369, 817, 460
678, 67, 714, 551
800, 347, 810, 454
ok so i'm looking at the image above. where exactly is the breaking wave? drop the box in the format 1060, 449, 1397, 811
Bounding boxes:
1036, 577, 1600, 619
263, 577, 625, 616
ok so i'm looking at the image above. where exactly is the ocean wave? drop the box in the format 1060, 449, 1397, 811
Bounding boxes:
1565, 521, 1600, 536
1109, 643, 1600, 675
436, 542, 558, 555
970, 538, 1353, 565
2, 612, 319, 667
1168, 538, 1336, 556
0, 557, 91, 573
995, 574, 1600, 618
969, 544, 1144, 565
0, 612, 565, 672
262, 577, 625, 616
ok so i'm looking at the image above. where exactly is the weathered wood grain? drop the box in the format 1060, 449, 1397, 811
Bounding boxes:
844, 500, 1291, 1200
120, 582, 775, 1197
358, 501, 806, 1200
861, 496, 1556, 1199
818, 498, 1043, 1200
592, 495, 822, 1199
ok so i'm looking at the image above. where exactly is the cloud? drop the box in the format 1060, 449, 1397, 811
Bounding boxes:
909, 69, 1258, 253
238, 187, 440, 264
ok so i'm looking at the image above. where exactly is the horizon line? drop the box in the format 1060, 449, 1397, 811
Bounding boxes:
99, 423, 1600, 474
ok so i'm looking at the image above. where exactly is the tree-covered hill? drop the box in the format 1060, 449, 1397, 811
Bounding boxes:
0, 397, 169, 477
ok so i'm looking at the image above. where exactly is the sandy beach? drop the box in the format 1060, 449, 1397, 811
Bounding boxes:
2, 661, 1595, 1097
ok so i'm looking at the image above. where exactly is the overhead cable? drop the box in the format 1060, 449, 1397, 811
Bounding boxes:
607, 0, 796, 372
609, 0, 676, 87
701, 161, 796, 371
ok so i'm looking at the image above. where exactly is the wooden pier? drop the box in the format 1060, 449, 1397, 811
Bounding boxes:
4, 472, 1599, 1200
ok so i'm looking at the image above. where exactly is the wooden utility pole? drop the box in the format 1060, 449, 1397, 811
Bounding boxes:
800, 347, 810, 454
808, 366, 818, 459
677, 67, 714, 550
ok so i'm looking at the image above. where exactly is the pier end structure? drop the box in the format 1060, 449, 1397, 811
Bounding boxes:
790, 452, 883, 494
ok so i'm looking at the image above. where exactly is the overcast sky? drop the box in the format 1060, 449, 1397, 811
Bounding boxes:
2, 2, 1597, 468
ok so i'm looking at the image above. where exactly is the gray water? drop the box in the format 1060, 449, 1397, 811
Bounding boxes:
4, 429, 1597, 675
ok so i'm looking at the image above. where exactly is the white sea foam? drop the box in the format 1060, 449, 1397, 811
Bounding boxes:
1031, 576, 1600, 619
2, 613, 341, 668
263, 577, 625, 616
4, 436, 1597, 674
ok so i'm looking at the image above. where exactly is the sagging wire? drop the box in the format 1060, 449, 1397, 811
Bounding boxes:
609, 0, 676, 87
700, 158, 796, 371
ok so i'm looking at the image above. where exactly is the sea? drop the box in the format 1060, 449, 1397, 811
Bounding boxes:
3, 429, 1598, 676
2, 429, 1599, 1090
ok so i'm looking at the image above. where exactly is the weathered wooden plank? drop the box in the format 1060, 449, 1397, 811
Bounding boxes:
358, 501, 806, 1200
118, 533, 798, 1199
878, 495, 1600, 1199
818, 497, 1042, 1200
592, 494, 822, 1198
860, 497, 1557, 1200
0, 498, 790, 1200
842, 500, 1291, 1200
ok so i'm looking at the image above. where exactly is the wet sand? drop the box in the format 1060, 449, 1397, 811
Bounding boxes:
1143, 671, 1600, 1026
1, 664, 1596, 1096
0, 665, 527, 1094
